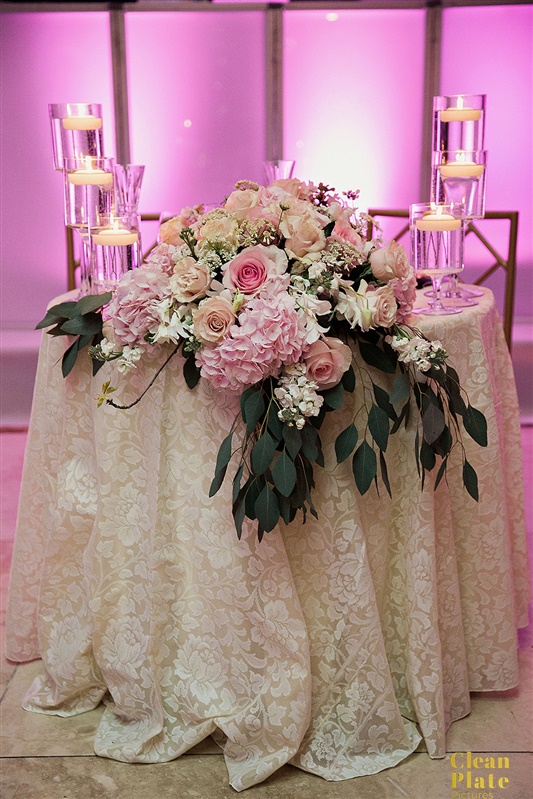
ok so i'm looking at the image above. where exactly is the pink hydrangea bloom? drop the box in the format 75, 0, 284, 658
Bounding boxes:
391, 272, 417, 323
196, 290, 307, 390
144, 243, 177, 276
105, 265, 172, 346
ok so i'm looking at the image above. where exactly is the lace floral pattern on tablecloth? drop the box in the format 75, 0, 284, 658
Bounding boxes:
6, 288, 529, 790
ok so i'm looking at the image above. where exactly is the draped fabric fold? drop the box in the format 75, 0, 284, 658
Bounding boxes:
6, 289, 529, 790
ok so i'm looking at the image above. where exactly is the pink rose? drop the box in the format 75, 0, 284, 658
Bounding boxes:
224, 188, 259, 220
159, 217, 185, 246
222, 245, 287, 294
169, 256, 211, 303
304, 338, 352, 390
280, 211, 326, 259
270, 178, 308, 199
193, 297, 236, 345
370, 284, 398, 328
329, 209, 363, 249
370, 240, 411, 282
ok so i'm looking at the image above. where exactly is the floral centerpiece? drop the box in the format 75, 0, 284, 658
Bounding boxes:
39, 179, 487, 540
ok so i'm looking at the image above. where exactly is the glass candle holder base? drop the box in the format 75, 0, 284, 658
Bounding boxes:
91, 216, 142, 293
263, 160, 295, 183
412, 304, 462, 317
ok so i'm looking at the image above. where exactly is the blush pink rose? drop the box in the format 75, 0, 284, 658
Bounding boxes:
222, 245, 286, 294
304, 337, 352, 390
169, 256, 211, 303
193, 297, 236, 345
224, 188, 259, 220
370, 240, 411, 282
370, 284, 398, 328
280, 211, 326, 259
329, 209, 363, 249
159, 217, 184, 246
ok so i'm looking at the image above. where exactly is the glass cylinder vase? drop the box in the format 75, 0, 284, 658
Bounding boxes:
49, 103, 104, 171
410, 203, 465, 316
263, 160, 296, 184
431, 150, 487, 219
63, 156, 115, 229
90, 214, 142, 293
432, 94, 486, 154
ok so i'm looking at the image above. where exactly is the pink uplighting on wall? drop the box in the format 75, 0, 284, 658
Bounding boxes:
283, 10, 426, 208
0, 12, 114, 327
125, 11, 266, 213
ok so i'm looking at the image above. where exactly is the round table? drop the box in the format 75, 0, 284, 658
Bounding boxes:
6, 287, 529, 791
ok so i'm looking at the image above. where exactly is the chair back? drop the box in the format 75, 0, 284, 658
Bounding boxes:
366, 208, 519, 351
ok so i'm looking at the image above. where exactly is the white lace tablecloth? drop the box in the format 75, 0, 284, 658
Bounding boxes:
6, 287, 529, 791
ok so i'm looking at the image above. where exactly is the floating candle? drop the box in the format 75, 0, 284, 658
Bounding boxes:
439, 107, 481, 122
415, 212, 461, 232
67, 169, 113, 186
438, 161, 485, 178
62, 115, 102, 131
92, 228, 139, 246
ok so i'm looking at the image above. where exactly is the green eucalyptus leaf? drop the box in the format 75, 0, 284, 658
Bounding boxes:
463, 459, 479, 501
301, 423, 319, 462
341, 364, 356, 392
463, 405, 488, 447
390, 372, 410, 410
74, 292, 112, 315
245, 476, 263, 520
373, 383, 397, 421
60, 312, 103, 336
391, 400, 409, 434
278, 493, 292, 525
254, 484, 280, 533
368, 404, 389, 451
422, 402, 446, 445
251, 431, 277, 476
240, 386, 257, 421
379, 451, 392, 498
322, 381, 344, 410
232, 464, 244, 507
244, 390, 265, 433
266, 402, 283, 442
434, 459, 447, 491
209, 466, 227, 498
282, 424, 302, 459
420, 439, 436, 472
183, 354, 201, 389
36, 301, 78, 329
359, 341, 396, 374
214, 432, 233, 475
61, 339, 80, 377
272, 449, 297, 497
335, 423, 358, 464
414, 428, 421, 478
352, 441, 377, 495
233, 498, 246, 540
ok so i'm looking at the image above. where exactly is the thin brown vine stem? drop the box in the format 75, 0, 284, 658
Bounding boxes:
106, 344, 180, 410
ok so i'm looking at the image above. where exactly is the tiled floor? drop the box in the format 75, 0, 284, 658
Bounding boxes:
1, 430, 532, 799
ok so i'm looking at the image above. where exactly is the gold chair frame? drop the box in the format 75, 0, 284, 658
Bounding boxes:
367, 209, 519, 351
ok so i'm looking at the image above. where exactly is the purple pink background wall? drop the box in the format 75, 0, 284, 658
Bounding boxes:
0, 6, 531, 331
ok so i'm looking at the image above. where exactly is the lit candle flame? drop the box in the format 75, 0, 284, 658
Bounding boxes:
457, 96, 464, 110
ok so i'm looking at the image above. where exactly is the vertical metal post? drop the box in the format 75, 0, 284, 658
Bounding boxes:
265, 4, 284, 162
421, 2, 442, 200
109, 6, 131, 165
